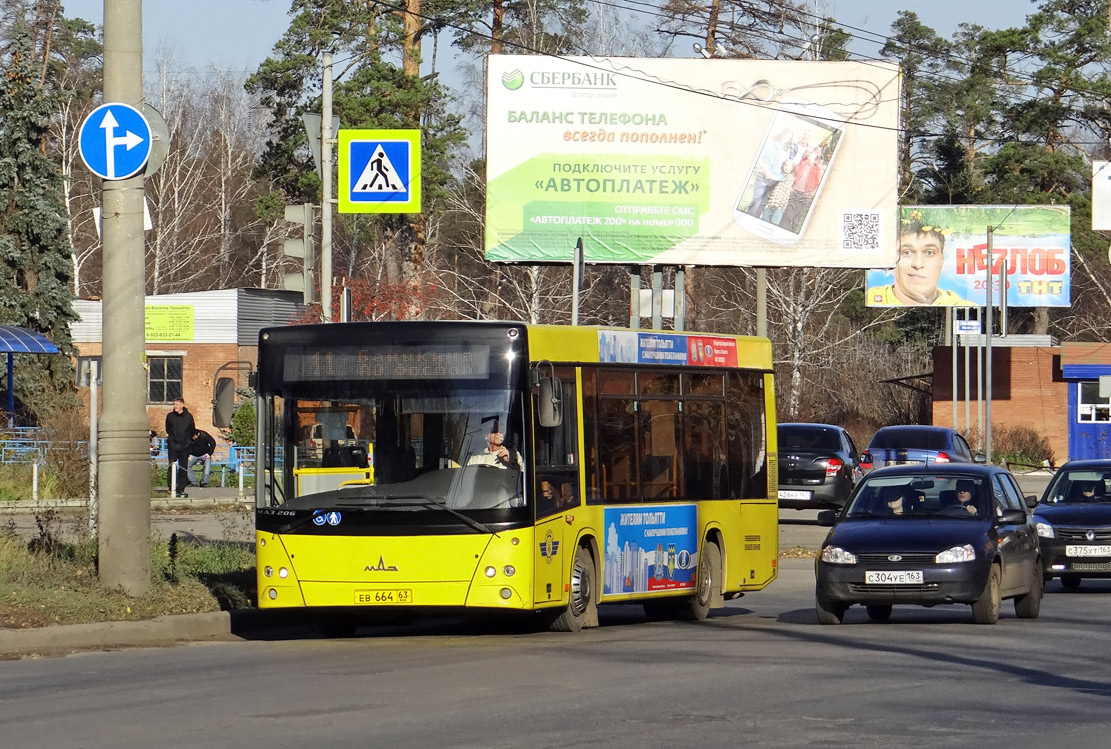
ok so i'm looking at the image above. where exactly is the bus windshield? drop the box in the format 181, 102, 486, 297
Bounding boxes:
259, 335, 529, 515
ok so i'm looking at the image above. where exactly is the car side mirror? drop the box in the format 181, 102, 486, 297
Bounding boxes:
817, 509, 838, 527
997, 508, 1026, 525
973, 453, 987, 464
859, 451, 873, 467
1024, 494, 1038, 509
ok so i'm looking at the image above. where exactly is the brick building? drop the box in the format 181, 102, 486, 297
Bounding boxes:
932, 339, 1111, 463
72, 288, 301, 441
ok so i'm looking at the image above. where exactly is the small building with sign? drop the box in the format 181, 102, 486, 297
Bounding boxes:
931, 339, 1111, 464
72, 288, 302, 440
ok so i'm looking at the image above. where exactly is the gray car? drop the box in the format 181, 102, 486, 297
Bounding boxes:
777, 423, 861, 510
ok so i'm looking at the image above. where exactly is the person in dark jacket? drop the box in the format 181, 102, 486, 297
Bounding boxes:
187, 429, 216, 487
164, 398, 195, 490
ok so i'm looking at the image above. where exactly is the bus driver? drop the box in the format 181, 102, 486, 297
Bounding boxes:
468, 431, 522, 469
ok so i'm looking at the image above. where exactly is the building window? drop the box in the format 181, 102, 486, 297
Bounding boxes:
148, 356, 183, 403
1078, 381, 1111, 423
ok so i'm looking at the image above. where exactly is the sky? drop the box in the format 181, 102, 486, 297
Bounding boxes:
62, 0, 1041, 80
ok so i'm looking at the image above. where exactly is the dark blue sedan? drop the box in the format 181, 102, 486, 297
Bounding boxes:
814, 463, 1042, 625
1032, 460, 1111, 590
863, 425, 984, 469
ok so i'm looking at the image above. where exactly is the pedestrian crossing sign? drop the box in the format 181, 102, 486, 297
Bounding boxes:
338, 129, 421, 214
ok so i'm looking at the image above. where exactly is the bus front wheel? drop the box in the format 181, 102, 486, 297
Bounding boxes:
549, 545, 597, 632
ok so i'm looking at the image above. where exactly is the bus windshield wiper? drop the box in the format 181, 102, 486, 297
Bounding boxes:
389, 497, 499, 536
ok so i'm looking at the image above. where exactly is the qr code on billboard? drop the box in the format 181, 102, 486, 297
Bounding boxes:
840, 212, 881, 251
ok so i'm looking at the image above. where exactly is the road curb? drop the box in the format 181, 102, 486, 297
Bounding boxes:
0, 611, 232, 656
0, 608, 323, 657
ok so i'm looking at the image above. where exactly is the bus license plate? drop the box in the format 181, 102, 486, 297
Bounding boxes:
355, 589, 413, 605
1065, 545, 1111, 558
865, 570, 922, 585
778, 490, 812, 500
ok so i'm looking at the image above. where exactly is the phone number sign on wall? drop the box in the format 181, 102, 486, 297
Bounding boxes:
485, 56, 901, 269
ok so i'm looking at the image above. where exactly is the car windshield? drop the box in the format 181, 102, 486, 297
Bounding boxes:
868, 428, 948, 450
1041, 470, 1111, 504
843, 475, 987, 519
778, 426, 840, 451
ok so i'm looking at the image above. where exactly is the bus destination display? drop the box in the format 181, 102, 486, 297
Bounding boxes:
285, 345, 491, 381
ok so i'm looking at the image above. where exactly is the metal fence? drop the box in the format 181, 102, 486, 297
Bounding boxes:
0, 428, 255, 487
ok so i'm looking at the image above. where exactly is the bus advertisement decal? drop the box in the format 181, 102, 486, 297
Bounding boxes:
598, 330, 739, 367
602, 504, 698, 595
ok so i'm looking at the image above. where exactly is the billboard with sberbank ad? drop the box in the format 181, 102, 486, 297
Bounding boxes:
485, 55, 901, 268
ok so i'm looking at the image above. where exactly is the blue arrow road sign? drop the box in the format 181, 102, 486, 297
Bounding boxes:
78, 103, 152, 180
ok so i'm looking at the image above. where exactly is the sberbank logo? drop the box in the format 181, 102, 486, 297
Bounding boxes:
502, 69, 525, 90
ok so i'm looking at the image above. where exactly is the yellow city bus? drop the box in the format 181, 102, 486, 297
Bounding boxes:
254, 321, 778, 635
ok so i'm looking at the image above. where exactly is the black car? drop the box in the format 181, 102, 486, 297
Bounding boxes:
814, 463, 1042, 625
1032, 460, 1111, 590
777, 423, 861, 510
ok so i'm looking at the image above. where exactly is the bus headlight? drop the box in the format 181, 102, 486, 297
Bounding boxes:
500, 588, 512, 599
267, 588, 278, 600
279, 567, 289, 579
503, 565, 516, 577
485, 566, 497, 578
263, 566, 273, 577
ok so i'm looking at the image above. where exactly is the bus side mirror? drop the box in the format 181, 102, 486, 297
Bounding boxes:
212, 377, 236, 428
538, 376, 563, 428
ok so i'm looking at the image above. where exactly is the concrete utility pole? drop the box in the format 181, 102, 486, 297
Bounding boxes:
98, 0, 150, 595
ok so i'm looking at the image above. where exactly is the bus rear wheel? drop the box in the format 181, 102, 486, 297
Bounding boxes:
548, 545, 597, 632
679, 540, 721, 621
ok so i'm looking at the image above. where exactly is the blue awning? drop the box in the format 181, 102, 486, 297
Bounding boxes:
0, 325, 58, 354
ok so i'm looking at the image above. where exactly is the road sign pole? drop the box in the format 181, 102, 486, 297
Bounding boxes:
98, 0, 151, 595
321, 52, 334, 322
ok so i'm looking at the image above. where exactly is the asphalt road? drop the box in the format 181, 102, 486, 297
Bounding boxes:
4, 558, 1111, 748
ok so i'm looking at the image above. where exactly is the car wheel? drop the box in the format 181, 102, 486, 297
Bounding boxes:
1061, 573, 1082, 591
971, 564, 1001, 625
815, 595, 846, 625
866, 604, 892, 622
1014, 563, 1043, 619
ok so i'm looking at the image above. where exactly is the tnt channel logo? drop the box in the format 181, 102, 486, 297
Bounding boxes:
501, 69, 525, 90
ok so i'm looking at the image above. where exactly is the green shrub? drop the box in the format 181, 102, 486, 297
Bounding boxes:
991, 424, 1054, 468
229, 400, 256, 447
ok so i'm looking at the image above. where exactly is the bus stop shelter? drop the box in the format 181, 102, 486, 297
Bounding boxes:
0, 325, 60, 424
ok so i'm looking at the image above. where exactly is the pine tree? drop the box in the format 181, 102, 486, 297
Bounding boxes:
0, 16, 77, 419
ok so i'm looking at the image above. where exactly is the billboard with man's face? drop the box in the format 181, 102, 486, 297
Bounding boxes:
485, 56, 900, 268
864, 205, 1071, 307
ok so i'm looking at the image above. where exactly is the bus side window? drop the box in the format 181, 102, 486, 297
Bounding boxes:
725, 372, 768, 499
535, 368, 580, 518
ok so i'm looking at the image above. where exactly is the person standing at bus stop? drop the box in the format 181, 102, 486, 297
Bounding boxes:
187, 428, 216, 487
164, 398, 195, 491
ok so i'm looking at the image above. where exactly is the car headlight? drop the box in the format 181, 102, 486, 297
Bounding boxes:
820, 546, 857, 564
1034, 520, 1054, 539
935, 544, 976, 564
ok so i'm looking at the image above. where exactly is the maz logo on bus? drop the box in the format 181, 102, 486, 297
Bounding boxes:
365, 556, 399, 572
